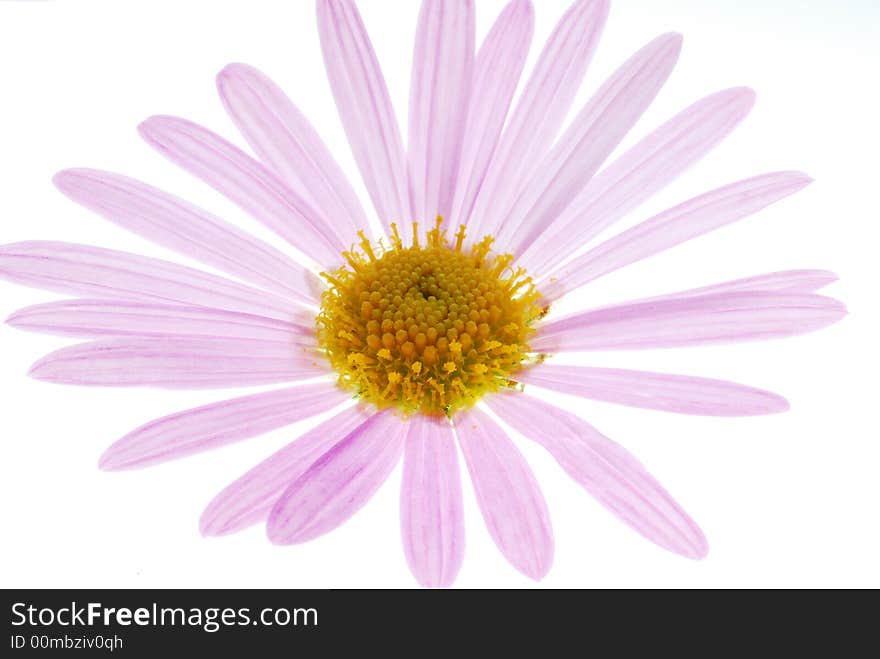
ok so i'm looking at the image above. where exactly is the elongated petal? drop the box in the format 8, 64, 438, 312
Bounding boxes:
545, 269, 841, 313
53, 169, 322, 303
455, 408, 553, 580
500, 33, 683, 253
0, 242, 301, 322
267, 410, 407, 544
541, 172, 813, 302
28, 337, 325, 388
139, 116, 344, 266
641, 270, 839, 303
467, 0, 609, 239
317, 0, 409, 233
520, 364, 789, 416
488, 391, 708, 559
201, 405, 373, 536
100, 383, 349, 471
524, 87, 756, 275
6, 300, 313, 341
533, 291, 847, 352
217, 63, 368, 236
408, 0, 474, 228
400, 414, 465, 588
448, 0, 533, 229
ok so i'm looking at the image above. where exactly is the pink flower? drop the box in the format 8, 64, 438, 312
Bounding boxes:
0, 0, 844, 587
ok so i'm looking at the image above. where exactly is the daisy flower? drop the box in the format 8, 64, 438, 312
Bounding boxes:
0, 0, 845, 587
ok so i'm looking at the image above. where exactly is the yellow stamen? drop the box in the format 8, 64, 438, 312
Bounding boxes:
454, 225, 467, 252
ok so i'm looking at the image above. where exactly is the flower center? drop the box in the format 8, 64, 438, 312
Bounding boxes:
317, 219, 544, 416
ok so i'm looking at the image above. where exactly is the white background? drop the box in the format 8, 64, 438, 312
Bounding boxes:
0, 0, 877, 589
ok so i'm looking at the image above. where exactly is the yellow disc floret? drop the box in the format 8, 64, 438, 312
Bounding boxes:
317, 218, 544, 417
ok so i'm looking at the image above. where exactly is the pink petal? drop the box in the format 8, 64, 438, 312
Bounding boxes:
201, 405, 373, 536
100, 383, 349, 471
466, 0, 609, 239
138, 116, 345, 266
217, 63, 368, 237
400, 414, 465, 588
317, 0, 409, 234
520, 364, 789, 416
500, 33, 683, 253
448, 0, 534, 229
532, 291, 847, 353
524, 87, 756, 275
6, 299, 313, 341
54, 169, 322, 304
641, 270, 839, 303
540, 172, 813, 302
544, 269, 840, 315
0, 242, 300, 322
267, 410, 407, 545
487, 391, 708, 559
28, 337, 325, 389
408, 0, 474, 229
455, 408, 553, 580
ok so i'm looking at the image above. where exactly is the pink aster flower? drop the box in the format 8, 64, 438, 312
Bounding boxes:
0, 0, 845, 587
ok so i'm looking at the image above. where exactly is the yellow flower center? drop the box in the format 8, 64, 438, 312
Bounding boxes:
317, 219, 544, 417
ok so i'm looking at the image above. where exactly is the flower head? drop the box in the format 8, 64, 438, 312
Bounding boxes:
319, 221, 542, 416
0, 0, 845, 587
